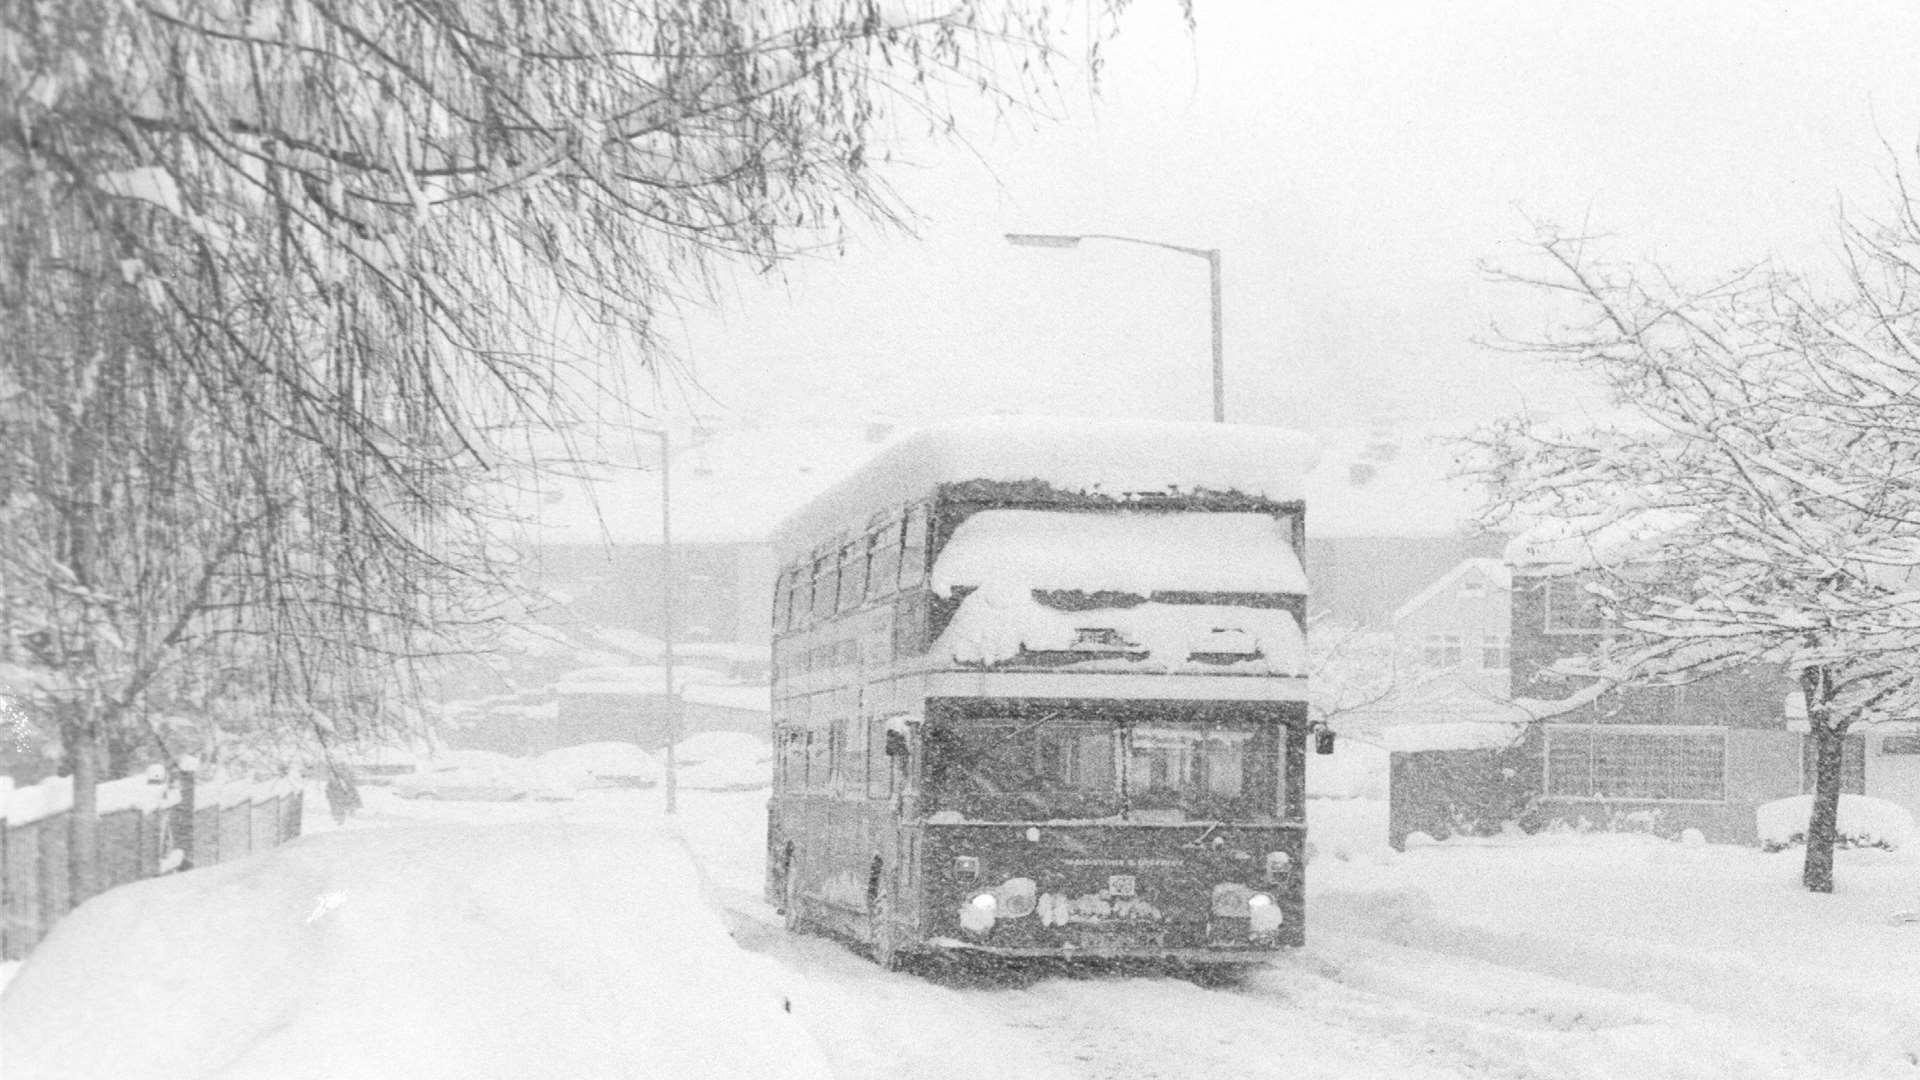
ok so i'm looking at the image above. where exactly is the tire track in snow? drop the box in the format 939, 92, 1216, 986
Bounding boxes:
958, 969, 1490, 1080
1238, 941, 1840, 1080
720, 899, 1092, 1080
718, 888, 1686, 1080
1299, 890, 1920, 1080
718, 896, 1477, 1080
720, 888, 1838, 1080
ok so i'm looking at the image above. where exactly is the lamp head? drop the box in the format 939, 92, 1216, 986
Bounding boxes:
1004, 232, 1083, 248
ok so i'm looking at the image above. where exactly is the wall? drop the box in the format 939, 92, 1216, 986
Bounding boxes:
1533, 729, 1803, 844
1510, 571, 1804, 844
1512, 574, 1797, 730
1, 774, 303, 961
1867, 729, 1920, 820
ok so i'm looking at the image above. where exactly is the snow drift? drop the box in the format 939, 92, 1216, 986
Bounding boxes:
0, 821, 830, 1080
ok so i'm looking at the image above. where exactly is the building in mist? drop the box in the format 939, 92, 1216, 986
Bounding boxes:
1506, 566, 1804, 844
482, 418, 1509, 750
1297, 423, 1508, 630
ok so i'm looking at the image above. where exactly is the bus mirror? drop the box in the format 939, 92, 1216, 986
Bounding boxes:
885, 728, 909, 759
1314, 728, 1336, 756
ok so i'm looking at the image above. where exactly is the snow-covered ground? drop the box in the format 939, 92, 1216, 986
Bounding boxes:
6, 757, 1920, 1079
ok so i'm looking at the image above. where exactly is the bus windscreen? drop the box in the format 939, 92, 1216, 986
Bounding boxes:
925, 710, 1283, 823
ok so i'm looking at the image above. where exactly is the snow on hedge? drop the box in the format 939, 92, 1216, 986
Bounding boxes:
0, 821, 830, 1080
1380, 722, 1529, 753
1756, 794, 1915, 850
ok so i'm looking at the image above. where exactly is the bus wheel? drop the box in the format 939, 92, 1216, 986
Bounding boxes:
782, 864, 805, 933
870, 892, 902, 972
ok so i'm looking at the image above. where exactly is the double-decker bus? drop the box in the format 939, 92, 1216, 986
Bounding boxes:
765, 416, 1323, 969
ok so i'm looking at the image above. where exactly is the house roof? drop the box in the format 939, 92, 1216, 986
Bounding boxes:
1390, 557, 1513, 625
1298, 425, 1488, 539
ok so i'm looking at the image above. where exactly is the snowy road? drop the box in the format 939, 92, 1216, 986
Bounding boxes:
717, 897, 1897, 1080
18, 781, 1908, 1079
658, 788, 1920, 1080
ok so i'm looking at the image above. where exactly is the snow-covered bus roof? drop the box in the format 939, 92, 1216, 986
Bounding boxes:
771, 416, 1318, 555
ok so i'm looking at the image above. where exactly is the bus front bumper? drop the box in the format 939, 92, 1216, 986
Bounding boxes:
923, 937, 1285, 964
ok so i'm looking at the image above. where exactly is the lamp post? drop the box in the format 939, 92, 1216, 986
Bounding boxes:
652, 428, 680, 816
1005, 232, 1225, 423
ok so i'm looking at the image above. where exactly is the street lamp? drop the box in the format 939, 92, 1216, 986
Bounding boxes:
649, 428, 681, 816
1005, 232, 1226, 423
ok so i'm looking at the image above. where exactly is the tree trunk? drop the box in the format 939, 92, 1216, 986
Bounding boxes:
66, 707, 104, 907
1800, 665, 1843, 894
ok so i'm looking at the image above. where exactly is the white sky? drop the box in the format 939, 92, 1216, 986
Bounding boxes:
658, 0, 1920, 433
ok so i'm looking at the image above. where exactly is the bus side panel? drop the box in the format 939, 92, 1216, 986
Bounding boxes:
773, 795, 898, 939
771, 796, 826, 909
818, 799, 870, 939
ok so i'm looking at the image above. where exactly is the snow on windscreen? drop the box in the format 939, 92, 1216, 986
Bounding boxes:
931, 510, 1306, 597
937, 593, 1307, 674
930, 510, 1307, 674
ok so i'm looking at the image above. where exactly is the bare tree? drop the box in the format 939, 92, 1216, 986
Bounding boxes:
1472, 221, 1920, 892
1, 0, 1157, 900
1307, 618, 1462, 740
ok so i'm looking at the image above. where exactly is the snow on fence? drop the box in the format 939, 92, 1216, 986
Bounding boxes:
0, 772, 303, 961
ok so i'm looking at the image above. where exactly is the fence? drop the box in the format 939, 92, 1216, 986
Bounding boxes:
0, 772, 304, 961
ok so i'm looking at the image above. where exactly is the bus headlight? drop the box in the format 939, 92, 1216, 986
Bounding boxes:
1212, 884, 1284, 935
1264, 851, 1291, 883
960, 891, 998, 934
996, 877, 1037, 918
1247, 891, 1283, 935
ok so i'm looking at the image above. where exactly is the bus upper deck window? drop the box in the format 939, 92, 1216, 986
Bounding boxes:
776, 567, 801, 632
791, 567, 814, 630
837, 540, 868, 612
811, 553, 838, 621
867, 522, 902, 601
901, 506, 929, 586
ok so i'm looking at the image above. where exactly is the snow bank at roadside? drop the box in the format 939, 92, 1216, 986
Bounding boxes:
0, 821, 831, 1080
1306, 740, 1390, 799
676, 731, 772, 791
1304, 808, 1920, 1078
1756, 793, 1915, 850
